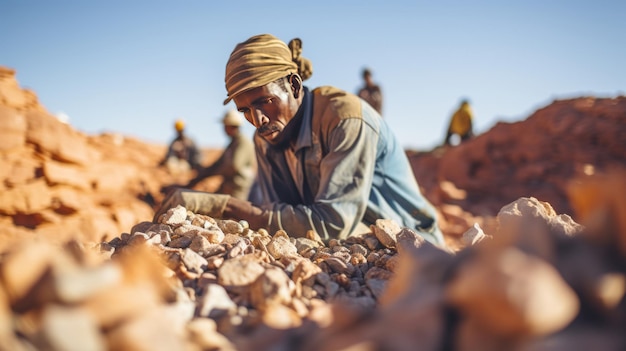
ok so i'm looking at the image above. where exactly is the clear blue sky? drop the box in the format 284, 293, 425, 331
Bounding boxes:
2, 0, 624, 150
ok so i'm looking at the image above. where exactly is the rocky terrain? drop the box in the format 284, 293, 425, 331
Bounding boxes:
411, 95, 626, 249
1, 66, 625, 350
0, 66, 224, 252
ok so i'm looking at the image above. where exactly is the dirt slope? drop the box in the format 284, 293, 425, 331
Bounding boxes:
0, 66, 221, 251
408, 96, 626, 248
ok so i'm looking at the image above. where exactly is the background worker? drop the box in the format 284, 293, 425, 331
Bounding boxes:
357, 67, 383, 115
172, 110, 257, 201
288, 38, 313, 81
444, 99, 475, 146
159, 119, 201, 174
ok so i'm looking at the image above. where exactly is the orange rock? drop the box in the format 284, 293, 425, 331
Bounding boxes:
0, 106, 27, 151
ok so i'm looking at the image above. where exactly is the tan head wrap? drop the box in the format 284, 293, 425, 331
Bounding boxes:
224, 34, 303, 105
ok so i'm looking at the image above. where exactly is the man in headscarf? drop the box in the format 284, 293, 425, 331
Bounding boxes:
154, 34, 445, 247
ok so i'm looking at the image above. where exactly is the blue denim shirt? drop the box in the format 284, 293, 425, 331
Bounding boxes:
254, 86, 445, 246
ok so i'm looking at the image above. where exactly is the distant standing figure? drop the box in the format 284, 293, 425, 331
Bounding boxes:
183, 110, 257, 201
444, 99, 475, 146
288, 38, 313, 81
357, 68, 383, 115
160, 119, 202, 174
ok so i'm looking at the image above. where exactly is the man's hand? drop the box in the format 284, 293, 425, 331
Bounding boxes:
223, 197, 269, 230
153, 188, 230, 222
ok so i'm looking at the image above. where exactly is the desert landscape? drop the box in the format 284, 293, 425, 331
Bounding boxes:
1, 65, 625, 350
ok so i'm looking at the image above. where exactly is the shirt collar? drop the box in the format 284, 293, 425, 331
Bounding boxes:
293, 87, 313, 152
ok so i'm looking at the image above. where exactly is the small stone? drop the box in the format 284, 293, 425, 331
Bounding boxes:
162, 205, 188, 226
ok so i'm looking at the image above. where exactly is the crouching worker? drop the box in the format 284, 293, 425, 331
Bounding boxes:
153, 34, 446, 247
161, 110, 257, 201
159, 119, 202, 176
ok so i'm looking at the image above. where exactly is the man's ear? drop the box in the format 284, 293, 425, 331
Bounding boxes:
289, 74, 303, 99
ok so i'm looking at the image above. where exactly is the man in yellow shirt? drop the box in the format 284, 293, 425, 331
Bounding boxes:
444, 99, 474, 146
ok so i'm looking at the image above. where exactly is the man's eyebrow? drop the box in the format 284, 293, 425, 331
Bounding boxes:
251, 95, 270, 105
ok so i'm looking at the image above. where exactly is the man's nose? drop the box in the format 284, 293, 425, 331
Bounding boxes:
250, 110, 266, 128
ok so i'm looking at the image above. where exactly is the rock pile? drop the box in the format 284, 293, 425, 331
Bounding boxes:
0, 67, 45, 113
1, 170, 624, 350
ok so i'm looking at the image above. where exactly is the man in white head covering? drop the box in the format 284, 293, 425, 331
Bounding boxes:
181, 109, 256, 201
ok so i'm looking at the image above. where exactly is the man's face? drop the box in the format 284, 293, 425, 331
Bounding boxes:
223, 124, 237, 137
233, 78, 300, 146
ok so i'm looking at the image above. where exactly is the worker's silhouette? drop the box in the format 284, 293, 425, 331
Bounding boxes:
444, 99, 475, 146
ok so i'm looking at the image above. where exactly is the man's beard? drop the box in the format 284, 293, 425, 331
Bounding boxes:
258, 123, 281, 137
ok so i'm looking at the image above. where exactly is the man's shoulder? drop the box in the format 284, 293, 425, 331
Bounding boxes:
313, 85, 355, 98
311, 86, 362, 121
182, 136, 197, 146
